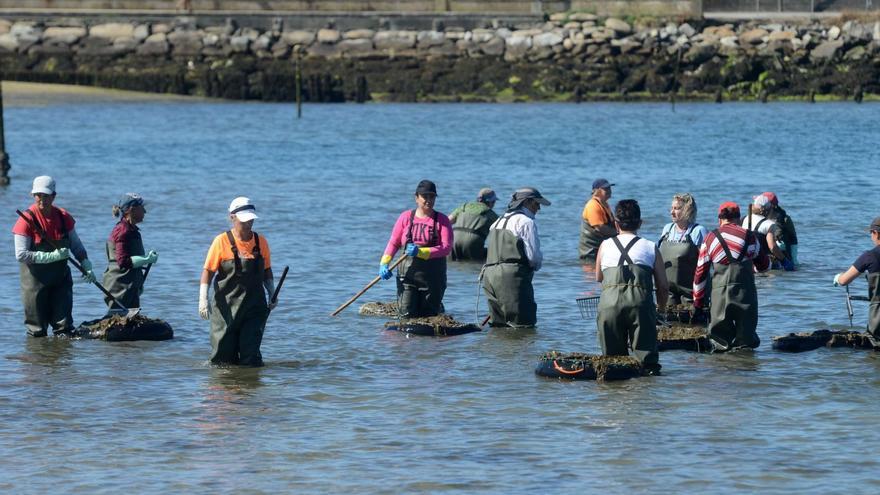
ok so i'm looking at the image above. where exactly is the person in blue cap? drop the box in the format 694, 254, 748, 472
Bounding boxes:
102, 193, 158, 313
449, 187, 499, 262
579, 178, 617, 262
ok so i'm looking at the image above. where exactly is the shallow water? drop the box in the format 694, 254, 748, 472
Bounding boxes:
1, 93, 879, 493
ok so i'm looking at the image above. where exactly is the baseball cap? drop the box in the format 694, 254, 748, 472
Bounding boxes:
717, 201, 740, 219
477, 188, 497, 203
592, 178, 615, 190
229, 197, 258, 222
869, 216, 880, 232
116, 193, 145, 216
762, 192, 778, 206
415, 180, 437, 196
752, 194, 770, 209
31, 176, 56, 195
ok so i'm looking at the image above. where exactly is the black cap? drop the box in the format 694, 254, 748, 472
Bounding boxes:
870, 216, 880, 232
415, 180, 437, 195
592, 178, 615, 190
508, 187, 551, 210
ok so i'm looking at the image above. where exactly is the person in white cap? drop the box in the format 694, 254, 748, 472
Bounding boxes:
199, 197, 276, 366
742, 194, 793, 271
12, 176, 96, 337
448, 187, 499, 261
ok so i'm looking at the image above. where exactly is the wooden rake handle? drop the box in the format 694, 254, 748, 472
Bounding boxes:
330, 255, 407, 317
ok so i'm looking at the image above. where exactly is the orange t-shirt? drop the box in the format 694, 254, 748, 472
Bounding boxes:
582, 198, 614, 227
203, 232, 271, 273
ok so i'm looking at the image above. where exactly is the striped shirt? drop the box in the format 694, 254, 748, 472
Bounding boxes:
692, 223, 769, 308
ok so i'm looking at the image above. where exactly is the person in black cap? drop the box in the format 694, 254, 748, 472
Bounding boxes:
378, 180, 453, 317
833, 216, 880, 338
102, 193, 158, 313
481, 187, 550, 327
448, 187, 499, 262
579, 178, 617, 263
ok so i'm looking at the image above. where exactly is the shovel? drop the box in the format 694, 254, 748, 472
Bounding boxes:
106, 263, 153, 318
16, 209, 139, 318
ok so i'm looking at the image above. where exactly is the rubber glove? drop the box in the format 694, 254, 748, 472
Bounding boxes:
131, 255, 151, 269
146, 250, 158, 264
790, 245, 799, 266
33, 247, 70, 264
264, 279, 277, 311
405, 243, 419, 257
781, 258, 795, 272
379, 263, 392, 280
80, 258, 97, 283
832, 273, 842, 287
405, 243, 431, 260
199, 283, 211, 320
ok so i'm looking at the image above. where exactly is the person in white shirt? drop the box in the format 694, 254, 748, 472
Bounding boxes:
742, 194, 793, 271
595, 199, 668, 375
481, 187, 549, 327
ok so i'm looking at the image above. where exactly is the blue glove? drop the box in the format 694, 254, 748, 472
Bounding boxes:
405, 243, 419, 257
379, 263, 392, 280
782, 258, 795, 271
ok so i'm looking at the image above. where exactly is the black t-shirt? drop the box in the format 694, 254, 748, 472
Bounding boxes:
853, 246, 880, 273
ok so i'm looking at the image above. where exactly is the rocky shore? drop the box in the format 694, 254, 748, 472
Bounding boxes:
1, 14, 879, 102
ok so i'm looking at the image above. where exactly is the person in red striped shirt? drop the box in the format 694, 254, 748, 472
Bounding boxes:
693, 201, 770, 351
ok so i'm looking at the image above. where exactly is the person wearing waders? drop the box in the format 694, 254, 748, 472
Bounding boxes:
102, 193, 158, 314
448, 188, 499, 262
657, 193, 708, 315
763, 192, 799, 267
378, 180, 453, 317
832, 217, 880, 340
481, 187, 550, 328
12, 176, 97, 337
693, 202, 770, 351
595, 199, 668, 375
199, 197, 276, 366
742, 194, 794, 271
579, 178, 616, 263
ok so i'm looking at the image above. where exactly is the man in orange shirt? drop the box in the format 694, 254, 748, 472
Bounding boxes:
579, 178, 617, 262
199, 197, 276, 366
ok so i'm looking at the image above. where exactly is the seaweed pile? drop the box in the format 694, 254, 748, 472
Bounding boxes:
659, 304, 707, 325
772, 329, 879, 352
383, 314, 481, 337
358, 301, 399, 317
74, 314, 174, 341
657, 324, 711, 352
535, 351, 643, 381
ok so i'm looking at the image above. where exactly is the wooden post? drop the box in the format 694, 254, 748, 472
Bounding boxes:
0, 79, 10, 186
295, 46, 303, 119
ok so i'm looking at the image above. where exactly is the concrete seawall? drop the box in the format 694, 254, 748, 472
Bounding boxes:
1, 13, 878, 102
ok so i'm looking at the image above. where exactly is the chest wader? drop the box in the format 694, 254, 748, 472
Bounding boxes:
19, 209, 74, 337
102, 227, 145, 312
579, 200, 614, 262
596, 236, 660, 372
210, 231, 268, 366
481, 212, 537, 327
867, 272, 880, 339
658, 225, 700, 305
396, 210, 446, 318
708, 230, 760, 350
452, 206, 494, 261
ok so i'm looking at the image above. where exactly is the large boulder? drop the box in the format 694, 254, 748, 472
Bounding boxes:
810, 39, 844, 61
338, 38, 373, 54
739, 28, 769, 45
533, 32, 563, 48
344, 29, 374, 39
43, 26, 86, 45
417, 30, 445, 48
768, 31, 796, 42
136, 32, 168, 55
317, 28, 340, 43
282, 30, 315, 45
480, 36, 505, 56
605, 18, 632, 35
89, 22, 135, 40
374, 31, 416, 50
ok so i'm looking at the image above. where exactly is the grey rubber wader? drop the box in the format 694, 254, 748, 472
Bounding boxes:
658, 225, 699, 305
102, 224, 145, 311
452, 204, 496, 261
596, 236, 659, 371
19, 209, 74, 337
397, 210, 446, 317
868, 272, 880, 339
482, 212, 536, 327
578, 199, 614, 262
708, 229, 760, 350
210, 231, 268, 366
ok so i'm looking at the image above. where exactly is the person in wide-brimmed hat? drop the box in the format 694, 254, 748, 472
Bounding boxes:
377, 180, 453, 318
448, 187, 499, 262
481, 187, 550, 327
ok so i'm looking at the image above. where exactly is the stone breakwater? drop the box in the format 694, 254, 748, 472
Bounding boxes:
1, 14, 879, 102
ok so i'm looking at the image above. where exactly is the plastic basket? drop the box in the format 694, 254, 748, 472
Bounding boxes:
576, 296, 599, 320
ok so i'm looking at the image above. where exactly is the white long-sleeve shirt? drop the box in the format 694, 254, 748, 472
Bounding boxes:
14, 229, 87, 265
490, 207, 543, 271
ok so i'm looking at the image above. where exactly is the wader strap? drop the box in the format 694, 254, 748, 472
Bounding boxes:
25, 208, 67, 244
252, 232, 262, 260
483, 212, 528, 268
611, 236, 640, 266
225, 231, 242, 274
406, 209, 439, 247
754, 218, 766, 233
500, 211, 523, 230
713, 229, 745, 262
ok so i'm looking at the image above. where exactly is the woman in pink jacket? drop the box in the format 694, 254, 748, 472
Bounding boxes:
378, 180, 453, 317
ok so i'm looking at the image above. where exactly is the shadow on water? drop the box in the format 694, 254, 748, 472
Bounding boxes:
207, 365, 264, 394
15, 337, 75, 370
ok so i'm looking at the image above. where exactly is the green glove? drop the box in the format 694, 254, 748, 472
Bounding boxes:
131, 255, 151, 268
80, 258, 96, 284
146, 250, 159, 264
33, 247, 70, 264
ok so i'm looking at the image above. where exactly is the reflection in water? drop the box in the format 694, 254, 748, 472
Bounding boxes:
22, 337, 74, 372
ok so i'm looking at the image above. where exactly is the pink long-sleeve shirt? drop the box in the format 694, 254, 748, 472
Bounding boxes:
383, 209, 453, 259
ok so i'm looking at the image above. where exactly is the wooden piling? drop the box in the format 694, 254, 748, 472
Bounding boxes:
295, 46, 303, 119
0, 79, 10, 186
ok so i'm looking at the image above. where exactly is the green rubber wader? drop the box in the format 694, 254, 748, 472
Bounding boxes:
397, 256, 447, 318
210, 231, 268, 367
708, 230, 760, 350
867, 272, 880, 339
18, 210, 74, 337
102, 228, 145, 311
658, 229, 699, 305
579, 221, 606, 262
596, 237, 659, 370
452, 204, 497, 261
482, 213, 537, 327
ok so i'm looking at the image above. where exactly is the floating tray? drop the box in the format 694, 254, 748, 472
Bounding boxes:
535, 351, 643, 381
658, 324, 711, 352
359, 301, 399, 317
74, 314, 174, 341
659, 304, 708, 325
384, 315, 481, 337
772, 329, 879, 352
